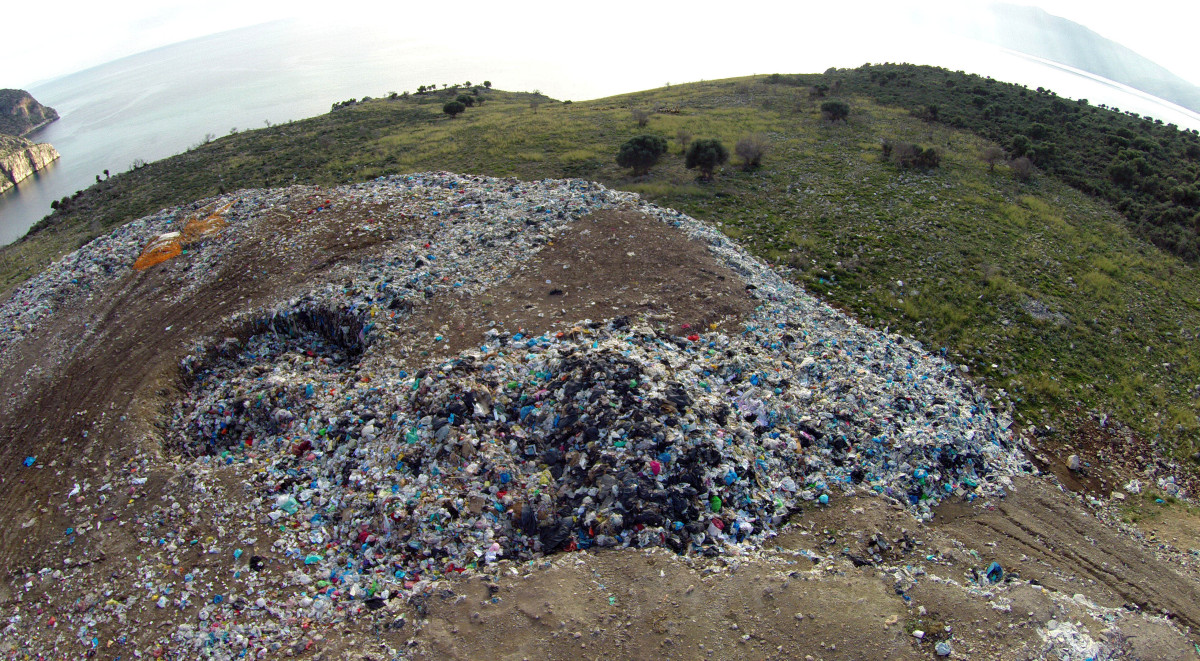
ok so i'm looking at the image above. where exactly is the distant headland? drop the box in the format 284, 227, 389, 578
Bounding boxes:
0, 89, 59, 136
0, 89, 60, 192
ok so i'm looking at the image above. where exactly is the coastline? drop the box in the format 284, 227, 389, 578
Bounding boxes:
17, 117, 58, 137
0, 138, 61, 194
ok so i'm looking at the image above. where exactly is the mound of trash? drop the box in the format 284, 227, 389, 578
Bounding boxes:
157, 174, 1025, 592
1, 173, 1029, 656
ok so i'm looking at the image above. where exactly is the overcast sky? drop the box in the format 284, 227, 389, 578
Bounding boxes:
9, 0, 1200, 89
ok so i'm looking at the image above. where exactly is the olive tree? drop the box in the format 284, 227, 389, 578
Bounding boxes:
982, 146, 1006, 172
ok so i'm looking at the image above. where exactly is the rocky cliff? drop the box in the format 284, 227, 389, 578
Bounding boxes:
0, 135, 60, 193
0, 89, 59, 136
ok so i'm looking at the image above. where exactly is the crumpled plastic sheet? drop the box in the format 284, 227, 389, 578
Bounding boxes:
1037, 619, 1107, 661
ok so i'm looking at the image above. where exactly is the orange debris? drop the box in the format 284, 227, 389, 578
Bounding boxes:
132, 199, 236, 271
132, 232, 183, 270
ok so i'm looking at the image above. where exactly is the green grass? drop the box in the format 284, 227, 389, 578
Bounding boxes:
1118, 488, 1200, 525
4, 77, 1200, 462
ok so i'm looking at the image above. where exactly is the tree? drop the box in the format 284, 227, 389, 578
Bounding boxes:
616, 135, 668, 176
1107, 159, 1135, 185
982, 146, 1006, 172
443, 101, 466, 118
1010, 134, 1032, 158
735, 134, 769, 169
820, 99, 850, 122
631, 109, 650, 127
685, 139, 729, 180
1010, 156, 1035, 181
883, 140, 940, 169
455, 94, 476, 107
483, 81, 492, 89
676, 129, 693, 154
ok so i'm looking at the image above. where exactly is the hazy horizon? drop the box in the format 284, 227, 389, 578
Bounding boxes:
9, 1, 1200, 91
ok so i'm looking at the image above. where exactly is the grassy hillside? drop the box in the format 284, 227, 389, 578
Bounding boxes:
831, 64, 1200, 261
3, 76, 1199, 462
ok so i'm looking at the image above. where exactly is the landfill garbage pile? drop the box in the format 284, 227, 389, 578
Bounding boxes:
0, 173, 1031, 657
148, 174, 1026, 604
174, 307, 1022, 570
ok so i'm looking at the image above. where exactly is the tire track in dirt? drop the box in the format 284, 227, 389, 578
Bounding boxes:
934, 477, 1200, 631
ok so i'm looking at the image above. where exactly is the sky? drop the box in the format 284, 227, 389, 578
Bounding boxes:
8, 0, 1200, 89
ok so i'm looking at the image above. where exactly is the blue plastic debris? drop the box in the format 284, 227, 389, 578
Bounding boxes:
986, 561, 1003, 583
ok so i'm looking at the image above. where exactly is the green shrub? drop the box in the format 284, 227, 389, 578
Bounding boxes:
685, 138, 729, 180
820, 99, 850, 122
616, 134, 668, 176
882, 140, 940, 169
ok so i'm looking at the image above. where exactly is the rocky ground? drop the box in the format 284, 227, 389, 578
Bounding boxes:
0, 174, 1197, 659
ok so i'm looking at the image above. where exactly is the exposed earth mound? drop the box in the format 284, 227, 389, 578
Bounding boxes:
0, 174, 1197, 659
